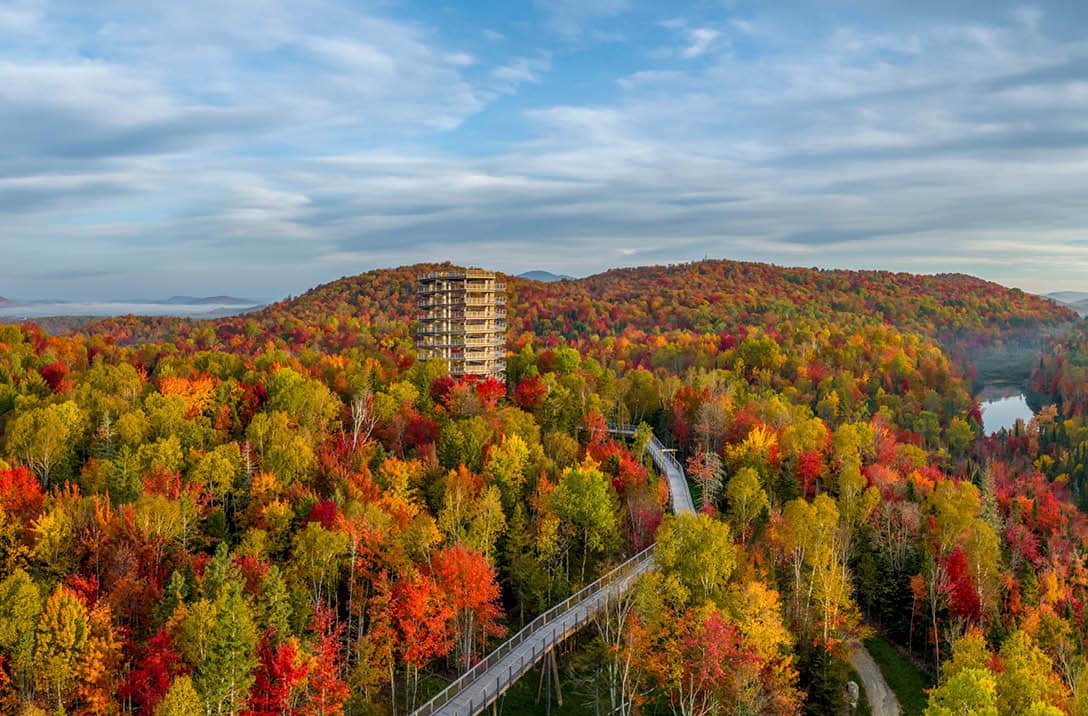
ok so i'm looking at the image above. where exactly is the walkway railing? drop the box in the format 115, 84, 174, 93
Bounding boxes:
411, 546, 656, 716
410, 423, 693, 716
609, 424, 694, 515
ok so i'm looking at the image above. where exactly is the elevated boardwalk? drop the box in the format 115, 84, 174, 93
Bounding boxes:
412, 426, 692, 716
611, 425, 695, 515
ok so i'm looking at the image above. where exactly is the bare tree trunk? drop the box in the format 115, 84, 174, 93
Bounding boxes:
351, 388, 377, 452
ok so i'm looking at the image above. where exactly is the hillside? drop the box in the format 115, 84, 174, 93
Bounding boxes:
70, 260, 1075, 367
514, 261, 1073, 344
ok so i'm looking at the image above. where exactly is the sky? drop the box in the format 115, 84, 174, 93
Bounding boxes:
2, 0, 1088, 300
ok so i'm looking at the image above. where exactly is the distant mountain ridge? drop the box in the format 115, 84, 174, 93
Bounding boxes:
1046, 291, 1088, 304
1, 295, 257, 307
164, 295, 257, 305
0, 296, 264, 322
518, 270, 574, 282
1044, 291, 1088, 316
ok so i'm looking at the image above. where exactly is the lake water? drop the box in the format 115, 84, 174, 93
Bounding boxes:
979, 391, 1036, 435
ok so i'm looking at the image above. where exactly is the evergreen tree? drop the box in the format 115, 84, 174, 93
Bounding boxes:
194, 582, 258, 716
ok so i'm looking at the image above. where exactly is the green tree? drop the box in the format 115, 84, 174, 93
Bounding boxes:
256, 565, 292, 639
551, 346, 582, 375
155, 570, 190, 628
724, 466, 769, 543
437, 417, 491, 473
940, 628, 990, 683
618, 369, 658, 425
466, 485, 506, 561
925, 668, 998, 716
265, 368, 341, 439
547, 460, 619, 583
202, 542, 240, 602
0, 569, 42, 698
503, 504, 549, 620
292, 522, 349, 608
191, 442, 243, 507
192, 581, 258, 716
144, 393, 190, 442
246, 411, 317, 485
654, 511, 736, 607
736, 333, 784, 374
114, 409, 151, 448
136, 435, 185, 478
6, 402, 87, 486
945, 417, 976, 460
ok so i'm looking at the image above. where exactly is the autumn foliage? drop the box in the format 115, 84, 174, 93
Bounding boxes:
0, 260, 1085, 715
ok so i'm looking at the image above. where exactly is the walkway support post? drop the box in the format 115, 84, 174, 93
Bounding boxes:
550, 648, 563, 707
536, 650, 546, 704
534, 648, 563, 709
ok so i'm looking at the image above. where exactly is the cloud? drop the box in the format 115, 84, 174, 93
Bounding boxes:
3, 1, 1088, 298
0, 2, 38, 32
661, 20, 723, 59
681, 28, 721, 58
0, 4, 492, 159
491, 54, 552, 92
32, 269, 119, 281
535, 0, 630, 40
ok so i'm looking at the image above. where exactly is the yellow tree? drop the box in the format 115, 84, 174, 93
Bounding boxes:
34, 584, 90, 710
727, 580, 802, 711
997, 631, 1068, 715
156, 675, 204, 716
925, 668, 998, 716
483, 433, 530, 514
779, 495, 862, 649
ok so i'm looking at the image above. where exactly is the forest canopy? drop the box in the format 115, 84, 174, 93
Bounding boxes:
0, 258, 1085, 716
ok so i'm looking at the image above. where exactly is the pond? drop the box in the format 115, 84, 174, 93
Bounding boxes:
979, 389, 1036, 435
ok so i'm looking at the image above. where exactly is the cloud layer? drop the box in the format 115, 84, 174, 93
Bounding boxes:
1, 0, 1087, 298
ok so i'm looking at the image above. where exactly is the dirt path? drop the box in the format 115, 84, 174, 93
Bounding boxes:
850, 643, 901, 716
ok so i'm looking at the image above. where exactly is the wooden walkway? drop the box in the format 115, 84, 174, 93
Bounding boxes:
615, 426, 695, 515
411, 426, 693, 716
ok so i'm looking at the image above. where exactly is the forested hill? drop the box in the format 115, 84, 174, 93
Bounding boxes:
72, 259, 1075, 358
512, 260, 1073, 344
